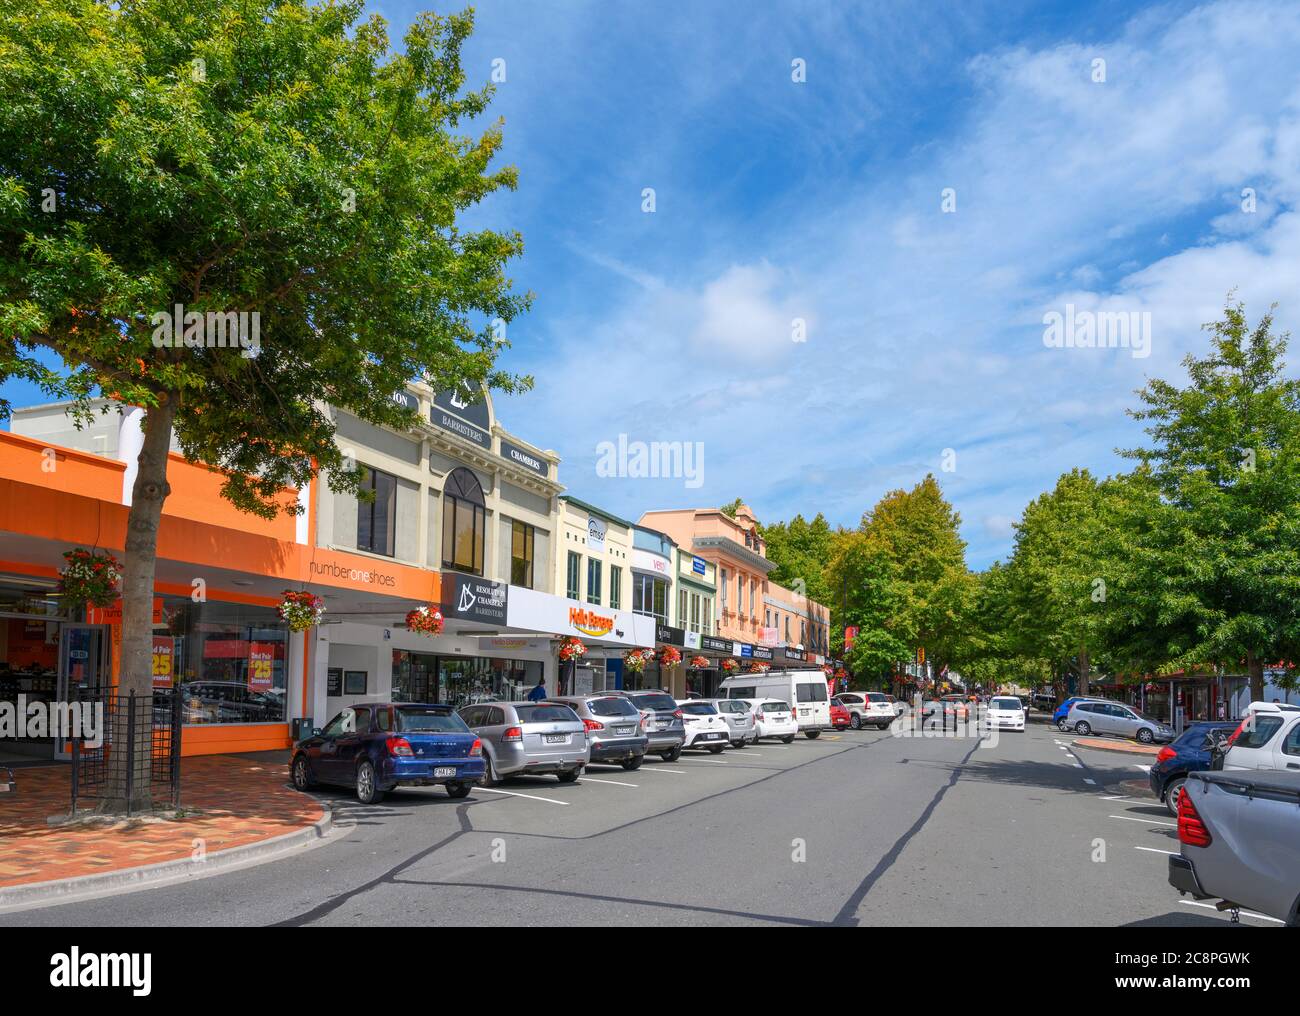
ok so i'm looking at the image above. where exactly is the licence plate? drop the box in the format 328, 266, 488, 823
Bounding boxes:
655, 722, 668, 730
614, 726, 633, 735
544, 734, 568, 744
433, 767, 456, 778
706, 732, 723, 740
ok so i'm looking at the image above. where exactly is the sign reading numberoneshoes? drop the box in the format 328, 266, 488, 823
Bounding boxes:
430, 388, 490, 448
442, 575, 508, 625
499, 438, 549, 479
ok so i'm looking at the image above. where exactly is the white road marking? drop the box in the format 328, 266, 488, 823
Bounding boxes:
639, 767, 687, 774
1135, 845, 1177, 855
1100, 795, 1130, 801
1109, 814, 1177, 828
580, 777, 638, 787
1083, 778, 1096, 785
1135, 764, 1152, 773
1178, 900, 1285, 924
477, 787, 571, 805
685, 758, 730, 764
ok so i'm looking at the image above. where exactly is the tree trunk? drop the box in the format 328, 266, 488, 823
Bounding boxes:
1078, 646, 1090, 698
1246, 650, 1265, 703
105, 394, 176, 813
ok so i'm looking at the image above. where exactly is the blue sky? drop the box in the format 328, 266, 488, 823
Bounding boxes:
6, 0, 1299, 569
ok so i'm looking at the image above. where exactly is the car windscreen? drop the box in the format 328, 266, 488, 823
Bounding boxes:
514, 704, 579, 724
796, 683, 828, 702
762, 701, 788, 712
629, 693, 677, 712
991, 698, 1022, 710
395, 708, 470, 733
726, 686, 758, 699
716, 700, 747, 713
681, 702, 718, 715
588, 697, 639, 718
1237, 714, 1283, 749
866, 693, 888, 702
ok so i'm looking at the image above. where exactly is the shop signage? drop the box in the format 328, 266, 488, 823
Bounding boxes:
248, 642, 275, 692
569, 606, 616, 638
757, 626, 778, 647
430, 387, 490, 448
739, 644, 753, 658
484, 637, 544, 651
656, 623, 685, 646
392, 390, 419, 412
86, 597, 164, 626
443, 575, 509, 625
692, 556, 707, 576
783, 647, 807, 662
506, 586, 649, 647
684, 631, 701, 650
701, 635, 731, 653
752, 646, 774, 661
587, 516, 607, 553
633, 548, 671, 575
500, 438, 548, 478
152, 636, 173, 688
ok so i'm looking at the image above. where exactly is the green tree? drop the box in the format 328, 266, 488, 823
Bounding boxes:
1115, 301, 1300, 700
0, 0, 529, 808
826, 530, 911, 686
761, 512, 834, 606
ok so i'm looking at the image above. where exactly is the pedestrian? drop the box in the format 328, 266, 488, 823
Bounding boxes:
527, 675, 548, 702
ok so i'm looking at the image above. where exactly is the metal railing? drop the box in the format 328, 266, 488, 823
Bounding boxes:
71, 688, 182, 816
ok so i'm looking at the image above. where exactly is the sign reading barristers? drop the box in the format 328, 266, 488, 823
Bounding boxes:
442, 574, 509, 625
430, 388, 490, 449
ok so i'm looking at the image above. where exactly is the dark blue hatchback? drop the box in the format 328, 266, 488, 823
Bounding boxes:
291, 702, 485, 804
1148, 720, 1237, 816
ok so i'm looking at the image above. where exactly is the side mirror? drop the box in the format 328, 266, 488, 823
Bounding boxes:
312, 727, 322, 737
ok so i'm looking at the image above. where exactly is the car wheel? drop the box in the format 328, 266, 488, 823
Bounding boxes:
781, 734, 795, 743
481, 752, 499, 788
1056, 719, 1068, 732
1074, 721, 1092, 736
355, 760, 384, 805
1164, 777, 1187, 818
850, 715, 862, 730
730, 740, 745, 749
556, 767, 581, 784
805, 729, 821, 740
291, 754, 315, 790
622, 756, 643, 771
708, 744, 725, 754
659, 746, 682, 762
445, 781, 471, 799
1137, 727, 1155, 744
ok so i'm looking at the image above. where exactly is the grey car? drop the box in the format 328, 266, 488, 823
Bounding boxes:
1066, 700, 1174, 744
705, 698, 757, 747
548, 694, 650, 770
458, 701, 589, 785
616, 690, 686, 761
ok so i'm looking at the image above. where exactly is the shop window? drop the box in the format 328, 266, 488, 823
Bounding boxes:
441, 468, 486, 575
511, 519, 535, 587
357, 465, 397, 557
610, 566, 622, 610
587, 557, 602, 605
566, 551, 581, 600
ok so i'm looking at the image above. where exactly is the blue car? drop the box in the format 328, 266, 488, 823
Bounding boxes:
1053, 696, 1106, 729
291, 701, 485, 804
1148, 720, 1238, 817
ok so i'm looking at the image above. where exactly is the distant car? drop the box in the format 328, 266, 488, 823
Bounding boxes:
1222, 701, 1300, 772
708, 697, 758, 747
548, 695, 649, 770
1054, 696, 1109, 730
616, 690, 687, 762
1066, 700, 1174, 744
458, 700, 588, 785
883, 694, 906, 718
676, 699, 731, 753
941, 694, 971, 720
829, 701, 851, 730
834, 692, 893, 730
750, 699, 798, 743
291, 702, 484, 804
1150, 721, 1239, 816
984, 695, 1026, 732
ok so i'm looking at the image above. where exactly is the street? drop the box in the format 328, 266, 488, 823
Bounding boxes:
1, 716, 1279, 928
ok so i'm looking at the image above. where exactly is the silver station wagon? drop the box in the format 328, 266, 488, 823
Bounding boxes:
458, 700, 589, 784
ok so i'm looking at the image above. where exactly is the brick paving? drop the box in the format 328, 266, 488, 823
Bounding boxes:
0, 753, 323, 890
1072, 736, 1162, 756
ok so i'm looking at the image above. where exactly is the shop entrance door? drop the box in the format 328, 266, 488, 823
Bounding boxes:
55, 624, 111, 759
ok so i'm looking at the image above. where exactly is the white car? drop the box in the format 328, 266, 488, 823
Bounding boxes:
675, 699, 731, 753
1223, 701, 1300, 771
984, 695, 1025, 732
750, 699, 798, 743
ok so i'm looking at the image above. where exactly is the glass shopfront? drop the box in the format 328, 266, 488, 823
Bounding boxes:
0, 576, 69, 756
391, 650, 543, 707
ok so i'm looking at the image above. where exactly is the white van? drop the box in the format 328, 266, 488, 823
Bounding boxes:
719, 669, 831, 738
1223, 701, 1300, 771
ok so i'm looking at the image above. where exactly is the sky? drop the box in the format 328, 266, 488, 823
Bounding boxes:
5, 0, 1299, 569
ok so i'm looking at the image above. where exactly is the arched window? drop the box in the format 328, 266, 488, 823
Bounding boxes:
441, 468, 486, 575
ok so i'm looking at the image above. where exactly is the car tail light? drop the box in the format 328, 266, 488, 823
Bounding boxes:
1156, 746, 1176, 764
502, 726, 523, 742
673, 709, 683, 719
386, 736, 414, 757
756, 711, 765, 721
1177, 788, 1211, 847
582, 718, 604, 733
469, 738, 483, 757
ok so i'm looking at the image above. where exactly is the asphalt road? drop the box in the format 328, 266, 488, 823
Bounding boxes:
0, 714, 1283, 927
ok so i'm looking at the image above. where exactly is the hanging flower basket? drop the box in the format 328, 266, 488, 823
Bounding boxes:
623, 648, 655, 672
279, 590, 325, 633
835, 667, 849, 679
58, 549, 122, 609
405, 605, 445, 637
658, 645, 682, 667
746, 661, 771, 674
558, 636, 587, 662
720, 658, 739, 673
688, 655, 710, 670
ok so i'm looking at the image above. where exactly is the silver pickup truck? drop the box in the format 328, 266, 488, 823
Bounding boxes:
1168, 769, 1300, 925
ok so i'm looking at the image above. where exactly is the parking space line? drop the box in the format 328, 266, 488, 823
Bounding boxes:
638, 767, 686, 774
684, 758, 729, 764
581, 777, 638, 787
1179, 900, 1284, 924
477, 787, 571, 805
1134, 846, 1176, 855
1108, 814, 1176, 828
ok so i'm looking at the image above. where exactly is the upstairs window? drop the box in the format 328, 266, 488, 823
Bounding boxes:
442, 467, 485, 575
357, 466, 397, 557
